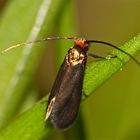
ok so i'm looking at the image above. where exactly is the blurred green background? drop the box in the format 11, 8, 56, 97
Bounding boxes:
0, 0, 140, 139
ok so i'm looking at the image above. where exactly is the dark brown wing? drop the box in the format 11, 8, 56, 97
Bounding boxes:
47, 56, 86, 129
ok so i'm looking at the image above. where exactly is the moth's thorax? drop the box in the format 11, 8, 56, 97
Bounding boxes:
66, 47, 86, 66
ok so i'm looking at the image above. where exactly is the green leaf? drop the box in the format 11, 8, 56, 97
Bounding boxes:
0, 96, 54, 140
0, 33, 140, 139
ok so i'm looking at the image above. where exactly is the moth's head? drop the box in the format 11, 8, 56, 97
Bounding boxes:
74, 38, 88, 49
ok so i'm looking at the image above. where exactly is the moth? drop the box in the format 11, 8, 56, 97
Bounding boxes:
43, 38, 140, 130
2, 37, 140, 130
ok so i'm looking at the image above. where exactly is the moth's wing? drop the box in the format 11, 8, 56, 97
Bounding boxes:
47, 59, 86, 129
47, 59, 70, 104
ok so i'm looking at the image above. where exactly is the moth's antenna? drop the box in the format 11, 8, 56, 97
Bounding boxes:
1, 37, 76, 54
87, 40, 140, 67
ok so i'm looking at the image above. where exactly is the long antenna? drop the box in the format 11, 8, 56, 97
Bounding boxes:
87, 40, 140, 67
1, 37, 140, 67
1, 37, 76, 54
